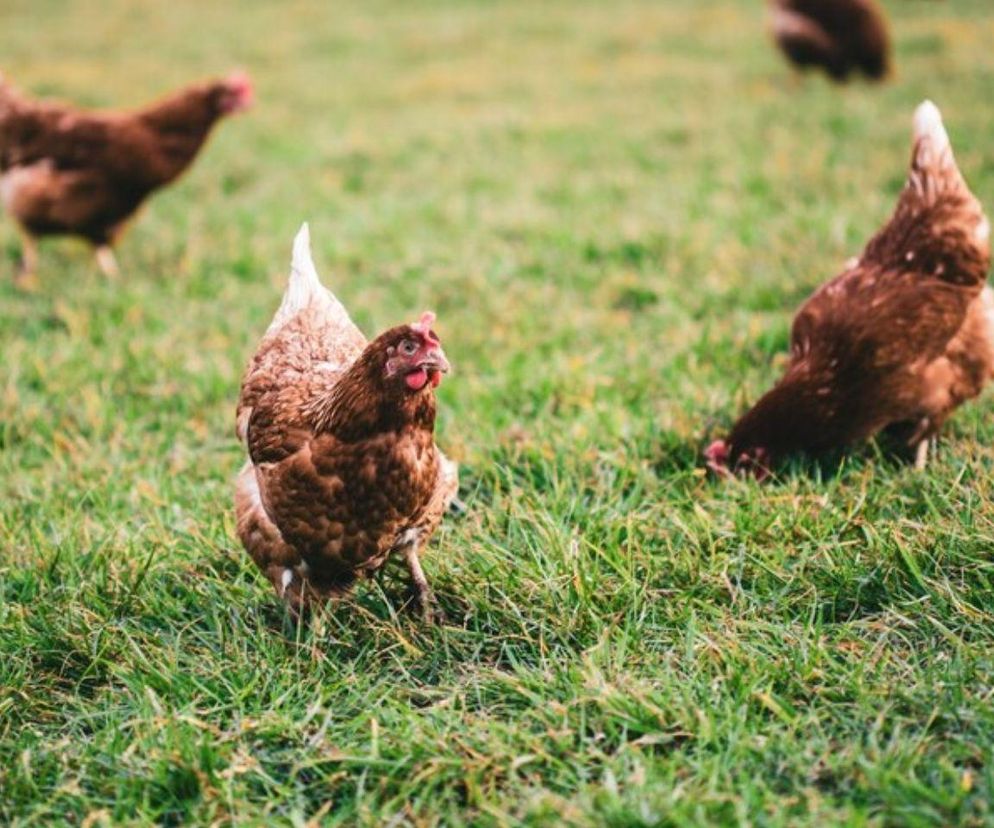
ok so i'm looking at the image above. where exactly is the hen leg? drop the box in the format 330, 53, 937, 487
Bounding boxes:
14, 228, 38, 288
95, 245, 120, 278
908, 417, 940, 471
402, 542, 445, 624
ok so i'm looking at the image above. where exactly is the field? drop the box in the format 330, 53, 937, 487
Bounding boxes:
3, 0, 994, 824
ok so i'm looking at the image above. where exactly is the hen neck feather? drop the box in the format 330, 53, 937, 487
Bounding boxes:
317, 351, 436, 443
0, 83, 30, 123
729, 367, 849, 460
137, 87, 221, 182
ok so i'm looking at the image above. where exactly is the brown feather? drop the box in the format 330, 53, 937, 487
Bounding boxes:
769, 0, 891, 81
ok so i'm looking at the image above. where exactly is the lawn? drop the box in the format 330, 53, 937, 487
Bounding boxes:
3, 0, 994, 824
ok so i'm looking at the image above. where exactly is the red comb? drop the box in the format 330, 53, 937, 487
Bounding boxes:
411, 311, 437, 336
225, 71, 254, 108
704, 439, 732, 477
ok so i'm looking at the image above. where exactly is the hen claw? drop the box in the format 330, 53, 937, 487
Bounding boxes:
410, 586, 447, 625
403, 543, 445, 624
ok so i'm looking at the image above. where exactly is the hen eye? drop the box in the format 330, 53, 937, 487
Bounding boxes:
399, 340, 418, 356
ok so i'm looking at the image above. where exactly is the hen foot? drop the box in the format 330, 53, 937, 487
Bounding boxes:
403, 543, 446, 624
95, 246, 120, 278
913, 437, 938, 471
14, 231, 39, 290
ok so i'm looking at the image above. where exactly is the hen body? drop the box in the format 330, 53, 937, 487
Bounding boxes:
708, 101, 993, 476
769, 0, 891, 81
235, 225, 457, 617
0, 71, 251, 280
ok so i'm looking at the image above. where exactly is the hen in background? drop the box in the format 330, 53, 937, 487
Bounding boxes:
235, 224, 458, 621
707, 101, 992, 478
0, 71, 252, 283
769, 0, 891, 82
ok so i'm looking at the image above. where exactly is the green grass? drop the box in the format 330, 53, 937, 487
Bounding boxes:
3, 0, 994, 824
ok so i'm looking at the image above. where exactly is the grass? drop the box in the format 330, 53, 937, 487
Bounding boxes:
2, 0, 994, 824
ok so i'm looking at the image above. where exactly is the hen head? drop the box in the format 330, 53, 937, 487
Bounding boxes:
212, 71, 254, 115
705, 439, 772, 481
371, 311, 451, 396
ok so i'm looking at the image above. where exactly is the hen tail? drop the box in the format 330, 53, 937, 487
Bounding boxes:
235, 223, 366, 443
264, 223, 361, 340
863, 101, 990, 288
908, 102, 982, 222
769, 6, 839, 71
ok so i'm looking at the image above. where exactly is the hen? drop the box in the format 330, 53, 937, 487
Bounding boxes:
234, 224, 458, 620
0, 71, 253, 282
769, 0, 891, 82
707, 101, 992, 478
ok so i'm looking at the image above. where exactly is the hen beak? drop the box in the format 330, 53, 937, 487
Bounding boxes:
420, 347, 450, 375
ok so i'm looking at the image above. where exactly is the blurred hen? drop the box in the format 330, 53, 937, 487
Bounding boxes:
235, 225, 458, 620
0, 71, 252, 282
707, 102, 992, 477
769, 0, 891, 82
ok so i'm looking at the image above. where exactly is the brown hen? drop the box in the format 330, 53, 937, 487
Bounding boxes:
769, 0, 891, 82
707, 101, 993, 477
0, 71, 252, 282
235, 224, 458, 620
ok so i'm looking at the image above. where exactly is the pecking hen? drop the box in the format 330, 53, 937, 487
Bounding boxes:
769, 0, 891, 82
707, 101, 992, 478
234, 224, 458, 620
0, 71, 252, 283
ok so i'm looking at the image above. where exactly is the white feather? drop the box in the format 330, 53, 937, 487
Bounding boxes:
913, 100, 949, 152
977, 216, 991, 243
264, 222, 358, 339
906, 99, 977, 209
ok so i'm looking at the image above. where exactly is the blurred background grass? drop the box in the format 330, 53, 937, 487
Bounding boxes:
2, 0, 994, 825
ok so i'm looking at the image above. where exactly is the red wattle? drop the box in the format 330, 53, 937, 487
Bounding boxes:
405, 369, 429, 390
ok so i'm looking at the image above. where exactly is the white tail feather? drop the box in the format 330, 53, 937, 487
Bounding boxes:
904, 101, 989, 250
913, 100, 948, 151
264, 222, 356, 338
292, 221, 319, 285
911, 99, 959, 178
266, 222, 320, 329
905, 99, 974, 208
